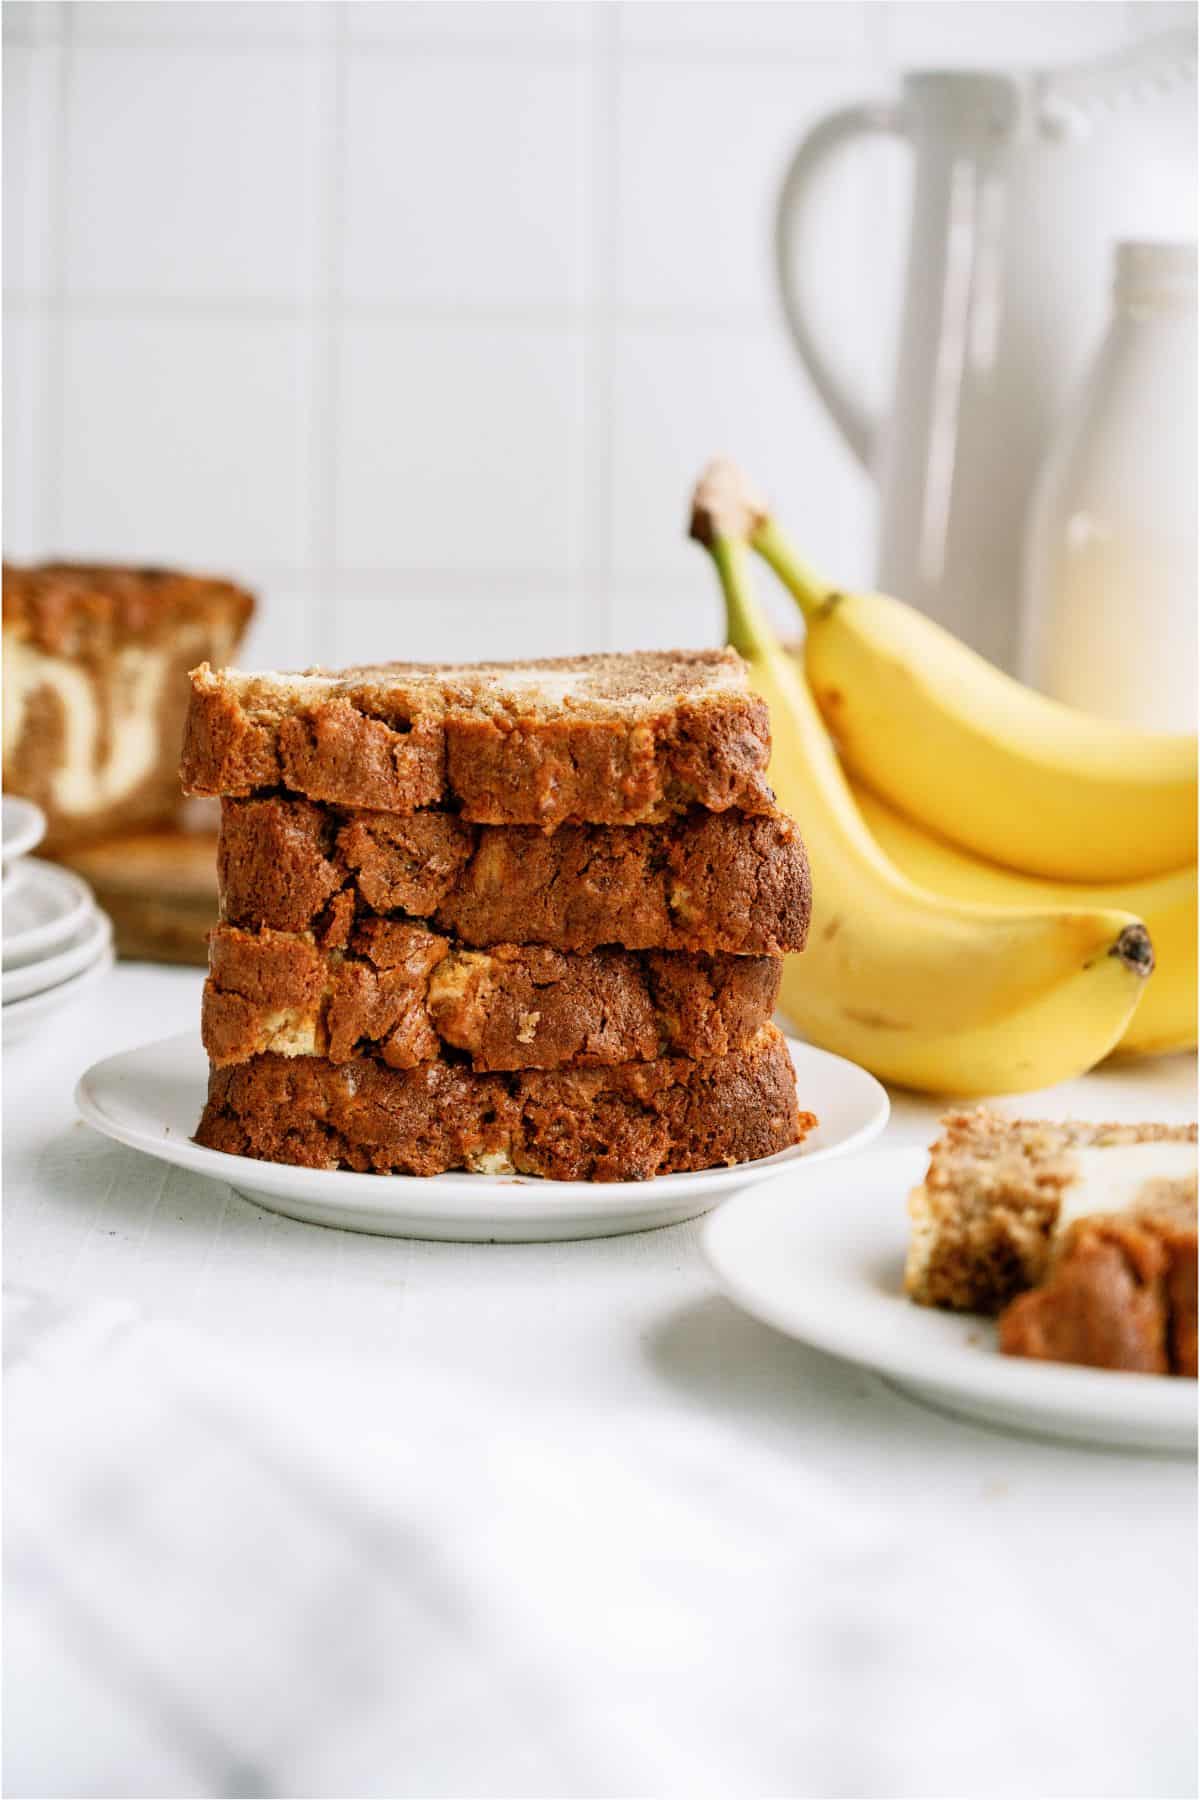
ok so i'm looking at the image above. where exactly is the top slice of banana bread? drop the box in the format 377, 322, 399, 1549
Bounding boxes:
181, 649, 775, 826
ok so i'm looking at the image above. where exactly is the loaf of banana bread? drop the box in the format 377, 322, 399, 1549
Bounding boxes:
5, 562, 253, 852
196, 1023, 811, 1181
181, 649, 774, 825
203, 921, 782, 1072
216, 796, 811, 957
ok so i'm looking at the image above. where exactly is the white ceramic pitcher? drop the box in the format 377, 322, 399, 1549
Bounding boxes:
775, 34, 1196, 670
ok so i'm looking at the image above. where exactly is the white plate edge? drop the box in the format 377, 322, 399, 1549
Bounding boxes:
3, 861, 96, 960
74, 1030, 891, 1213
701, 1149, 1195, 1428
3, 946, 115, 1024
3, 907, 111, 1001
1, 796, 47, 863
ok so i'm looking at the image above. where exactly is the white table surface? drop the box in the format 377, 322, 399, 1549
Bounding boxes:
4, 963, 1197, 1800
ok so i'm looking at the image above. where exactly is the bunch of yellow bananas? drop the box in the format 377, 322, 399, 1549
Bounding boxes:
690, 460, 1197, 1095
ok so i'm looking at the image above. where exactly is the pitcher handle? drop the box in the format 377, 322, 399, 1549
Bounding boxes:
775, 99, 907, 472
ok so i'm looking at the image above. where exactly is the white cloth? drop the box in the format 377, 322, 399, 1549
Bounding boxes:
4, 966, 1197, 1798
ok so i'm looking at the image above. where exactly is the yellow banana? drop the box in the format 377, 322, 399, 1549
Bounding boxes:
736, 471, 1197, 883
849, 780, 1197, 1059
689, 463, 1154, 1095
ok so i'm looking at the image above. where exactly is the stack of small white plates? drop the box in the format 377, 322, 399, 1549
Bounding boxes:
3, 798, 114, 1044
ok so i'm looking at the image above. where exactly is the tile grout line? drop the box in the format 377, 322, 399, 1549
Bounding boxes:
37, 10, 70, 552
92, 560, 708, 588
3, 293, 794, 329
582, 2, 621, 650
23, 24, 871, 70
849, 0, 896, 574
868, 0, 893, 71
307, 5, 346, 664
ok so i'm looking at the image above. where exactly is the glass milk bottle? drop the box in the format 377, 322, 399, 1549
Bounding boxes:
1021, 242, 1197, 730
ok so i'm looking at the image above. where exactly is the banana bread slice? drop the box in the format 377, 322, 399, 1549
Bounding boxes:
906, 1108, 1197, 1315
195, 1023, 811, 1181
217, 796, 811, 956
998, 1190, 1197, 1375
4, 562, 253, 853
181, 649, 774, 825
203, 921, 782, 1072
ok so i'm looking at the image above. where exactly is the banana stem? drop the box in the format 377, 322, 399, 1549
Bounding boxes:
688, 456, 832, 648
709, 534, 777, 664
751, 515, 839, 622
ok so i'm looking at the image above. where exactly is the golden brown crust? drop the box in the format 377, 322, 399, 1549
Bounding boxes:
180, 653, 775, 825
203, 922, 782, 1072
216, 796, 811, 956
182, 684, 449, 812
195, 1024, 812, 1181
3, 562, 254, 656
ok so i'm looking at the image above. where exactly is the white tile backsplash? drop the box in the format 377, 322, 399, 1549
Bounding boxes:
610, 322, 875, 587
1129, 4, 1199, 35
606, 576, 725, 654
616, 61, 875, 314
329, 574, 589, 666
2, 3, 61, 46
336, 320, 588, 574
58, 318, 314, 569
3, 45, 58, 297
617, 2, 872, 57
344, 3, 593, 48
63, 47, 323, 300
3, 312, 42, 559
235, 577, 325, 674
2, 0, 1177, 663
881, 1, 1135, 64
65, 2, 331, 44
341, 52, 592, 306
606, 569, 808, 655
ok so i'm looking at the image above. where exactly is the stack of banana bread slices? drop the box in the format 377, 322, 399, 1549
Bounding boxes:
183, 649, 815, 1182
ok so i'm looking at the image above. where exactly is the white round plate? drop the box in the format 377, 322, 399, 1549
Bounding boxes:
2, 906, 111, 1004
3, 860, 95, 967
3, 947, 115, 1044
703, 1146, 1196, 1453
75, 1031, 889, 1243
2, 795, 46, 868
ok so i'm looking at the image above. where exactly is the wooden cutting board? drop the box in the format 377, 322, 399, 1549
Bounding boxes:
58, 826, 219, 966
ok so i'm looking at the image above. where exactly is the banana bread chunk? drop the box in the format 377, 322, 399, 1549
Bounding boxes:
999, 1191, 1197, 1375
203, 922, 782, 1072
217, 796, 811, 957
196, 1024, 811, 1182
181, 649, 774, 825
906, 1108, 1197, 1315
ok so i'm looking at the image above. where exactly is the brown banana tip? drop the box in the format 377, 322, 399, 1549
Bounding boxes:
1112, 922, 1155, 979
688, 458, 770, 548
